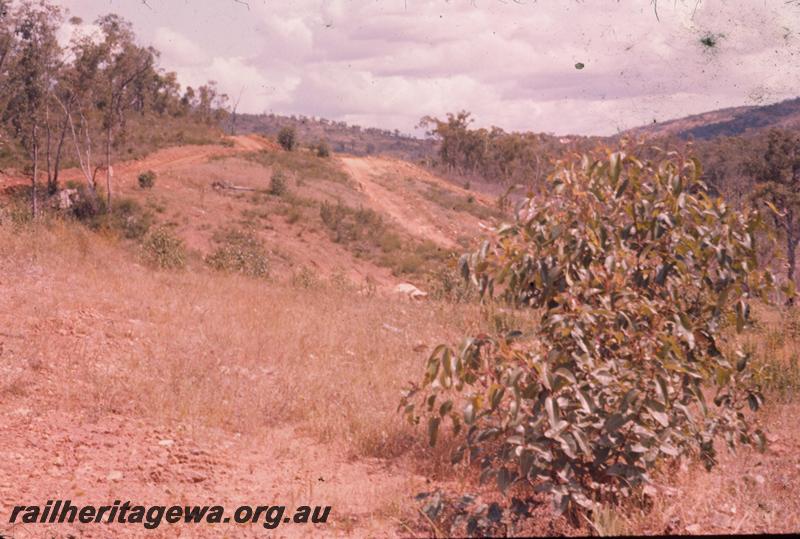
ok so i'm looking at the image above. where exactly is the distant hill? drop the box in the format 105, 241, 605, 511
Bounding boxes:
623, 97, 800, 140
233, 113, 436, 161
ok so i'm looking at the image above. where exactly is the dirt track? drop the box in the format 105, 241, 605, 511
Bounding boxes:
340, 155, 493, 250
0, 134, 275, 191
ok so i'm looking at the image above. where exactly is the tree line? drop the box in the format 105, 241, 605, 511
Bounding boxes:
422, 110, 800, 295
0, 0, 229, 217
418, 111, 597, 191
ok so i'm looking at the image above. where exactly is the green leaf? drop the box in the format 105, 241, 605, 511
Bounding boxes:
428, 417, 440, 447
545, 396, 560, 428
604, 413, 626, 433
554, 367, 577, 385
754, 429, 766, 452
609, 152, 623, 187
458, 254, 470, 281
572, 427, 592, 456
559, 433, 578, 459
735, 300, 746, 332
645, 400, 669, 427
497, 467, 512, 494
656, 375, 669, 404
614, 177, 629, 199
488, 384, 505, 410
451, 444, 466, 464
464, 403, 475, 425
747, 393, 760, 412
439, 400, 453, 417
736, 351, 748, 372
655, 262, 672, 286
576, 389, 596, 414
659, 443, 679, 457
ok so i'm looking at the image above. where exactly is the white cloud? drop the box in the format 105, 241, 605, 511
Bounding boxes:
53, 0, 800, 135
153, 27, 209, 67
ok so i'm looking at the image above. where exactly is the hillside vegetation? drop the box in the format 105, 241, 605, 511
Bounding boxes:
235, 112, 436, 161
2, 145, 799, 536
622, 97, 800, 140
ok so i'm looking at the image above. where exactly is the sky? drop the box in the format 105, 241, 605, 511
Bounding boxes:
56, 0, 800, 136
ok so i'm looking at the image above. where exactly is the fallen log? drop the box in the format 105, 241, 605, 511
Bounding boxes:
211, 180, 258, 192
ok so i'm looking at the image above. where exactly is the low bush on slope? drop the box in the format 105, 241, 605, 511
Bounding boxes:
402, 148, 788, 528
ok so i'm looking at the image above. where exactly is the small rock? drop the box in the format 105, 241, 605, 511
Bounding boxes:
382, 323, 401, 334
189, 472, 207, 483
107, 471, 123, 481
745, 473, 766, 486
685, 524, 701, 534
158, 439, 174, 447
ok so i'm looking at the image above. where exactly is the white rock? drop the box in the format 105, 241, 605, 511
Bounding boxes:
393, 283, 428, 299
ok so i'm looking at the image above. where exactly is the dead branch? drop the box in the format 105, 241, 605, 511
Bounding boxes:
211, 180, 258, 192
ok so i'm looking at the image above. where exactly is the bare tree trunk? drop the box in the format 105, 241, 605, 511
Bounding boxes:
45, 106, 54, 194
52, 116, 67, 190
788, 230, 797, 307
31, 125, 38, 219
55, 96, 97, 197
106, 127, 113, 211
228, 86, 243, 136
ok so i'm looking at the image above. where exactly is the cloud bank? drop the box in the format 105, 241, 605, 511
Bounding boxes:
58, 0, 800, 136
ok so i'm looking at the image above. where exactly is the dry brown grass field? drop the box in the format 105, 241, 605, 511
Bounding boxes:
1, 138, 799, 537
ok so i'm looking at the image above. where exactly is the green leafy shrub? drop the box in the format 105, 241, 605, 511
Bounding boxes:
285, 207, 302, 224
315, 141, 331, 158
270, 170, 289, 196
138, 170, 156, 189
205, 228, 269, 278
71, 192, 153, 241
243, 147, 351, 186
319, 200, 384, 244
423, 185, 502, 221
378, 230, 403, 253
109, 197, 153, 240
142, 227, 186, 269
71, 186, 107, 221
292, 265, 321, 289
401, 150, 776, 517
277, 127, 296, 151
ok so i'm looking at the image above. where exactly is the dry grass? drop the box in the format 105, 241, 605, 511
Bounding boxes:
1, 217, 799, 536
621, 304, 800, 535
0, 221, 481, 464
625, 401, 800, 535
